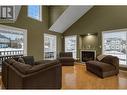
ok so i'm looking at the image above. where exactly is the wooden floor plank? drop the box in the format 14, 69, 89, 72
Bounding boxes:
62, 63, 127, 89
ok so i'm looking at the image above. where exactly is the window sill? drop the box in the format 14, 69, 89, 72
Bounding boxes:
27, 16, 42, 22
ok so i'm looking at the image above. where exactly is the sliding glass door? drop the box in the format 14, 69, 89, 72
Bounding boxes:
44, 33, 56, 60
65, 35, 77, 59
102, 30, 127, 65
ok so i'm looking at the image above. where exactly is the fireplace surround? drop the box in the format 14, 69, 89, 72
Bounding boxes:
80, 50, 96, 62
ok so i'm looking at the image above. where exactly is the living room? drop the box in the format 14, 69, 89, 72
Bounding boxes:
0, 4, 127, 91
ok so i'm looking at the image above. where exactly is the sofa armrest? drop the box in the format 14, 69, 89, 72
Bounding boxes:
112, 57, 119, 70
2, 62, 9, 88
6, 65, 26, 89
101, 55, 119, 69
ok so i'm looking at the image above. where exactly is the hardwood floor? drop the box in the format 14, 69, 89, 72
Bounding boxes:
0, 76, 1, 89
62, 63, 127, 89
0, 63, 127, 89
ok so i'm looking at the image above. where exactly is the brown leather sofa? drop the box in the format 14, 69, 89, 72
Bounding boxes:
86, 55, 119, 78
2, 56, 62, 89
58, 52, 75, 66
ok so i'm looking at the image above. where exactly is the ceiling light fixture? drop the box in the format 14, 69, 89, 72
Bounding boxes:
88, 33, 91, 36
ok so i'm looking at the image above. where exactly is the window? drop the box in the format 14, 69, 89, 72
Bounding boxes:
28, 5, 42, 21
102, 30, 127, 65
0, 24, 27, 64
65, 35, 77, 59
44, 34, 56, 60
0, 25, 27, 56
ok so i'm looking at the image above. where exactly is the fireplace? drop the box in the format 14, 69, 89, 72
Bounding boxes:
80, 50, 96, 62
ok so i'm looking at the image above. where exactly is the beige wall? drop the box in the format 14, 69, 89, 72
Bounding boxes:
81, 34, 99, 56
3, 6, 127, 60
63, 6, 127, 57
0, 6, 62, 61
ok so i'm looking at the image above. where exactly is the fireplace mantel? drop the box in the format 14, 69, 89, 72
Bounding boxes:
80, 50, 96, 62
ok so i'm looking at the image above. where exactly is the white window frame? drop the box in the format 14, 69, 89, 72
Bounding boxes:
27, 5, 42, 21
102, 29, 127, 54
44, 33, 57, 60
0, 24, 27, 56
64, 35, 77, 59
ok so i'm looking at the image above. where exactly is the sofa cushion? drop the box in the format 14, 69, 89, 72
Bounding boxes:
86, 61, 115, 72
5, 58, 17, 65
22, 56, 34, 65
59, 57, 75, 62
12, 61, 32, 74
13, 57, 19, 61
18, 57, 25, 64
27, 60, 59, 74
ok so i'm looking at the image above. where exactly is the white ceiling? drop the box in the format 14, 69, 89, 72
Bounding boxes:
49, 6, 93, 33
15, 6, 21, 21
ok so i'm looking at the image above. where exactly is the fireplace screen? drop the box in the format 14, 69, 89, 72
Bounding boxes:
81, 50, 96, 62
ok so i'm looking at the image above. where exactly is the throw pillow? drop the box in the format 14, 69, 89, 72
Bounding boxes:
18, 57, 25, 64
5, 58, 17, 65
97, 55, 107, 61
22, 56, 35, 65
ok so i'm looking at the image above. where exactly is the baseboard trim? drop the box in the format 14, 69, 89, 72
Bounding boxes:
119, 65, 127, 71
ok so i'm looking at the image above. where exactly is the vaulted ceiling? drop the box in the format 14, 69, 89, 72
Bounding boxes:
49, 6, 93, 33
